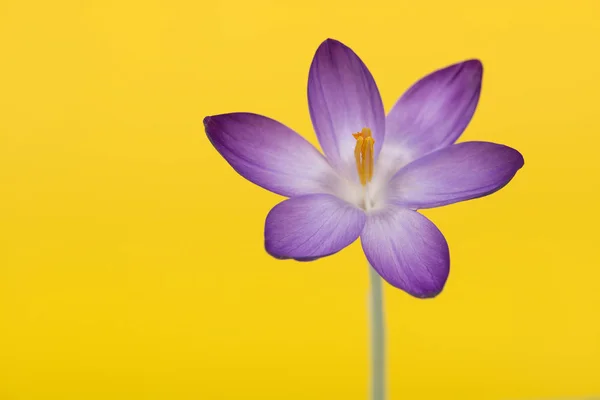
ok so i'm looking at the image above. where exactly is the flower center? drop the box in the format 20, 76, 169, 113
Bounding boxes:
353, 128, 375, 186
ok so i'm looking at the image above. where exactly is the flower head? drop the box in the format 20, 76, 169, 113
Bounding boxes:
204, 39, 524, 298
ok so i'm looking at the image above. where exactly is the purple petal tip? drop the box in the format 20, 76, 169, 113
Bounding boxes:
457, 59, 483, 78
461, 59, 484, 80
515, 149, 525, 168
413, 287, 445, 299
463, 58, 483, 68
445, 59, 484, 83
318, 38, 348, 51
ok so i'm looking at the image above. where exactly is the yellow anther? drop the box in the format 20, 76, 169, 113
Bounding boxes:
353, 128, 374, 186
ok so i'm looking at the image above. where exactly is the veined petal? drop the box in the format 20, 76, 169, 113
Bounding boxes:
387, 141, 524, 209
380, 60, 483, 172
308, 39, 385, 179
361, 207, 449, 298
265, 194, 366, 260
204, 113, 337, 197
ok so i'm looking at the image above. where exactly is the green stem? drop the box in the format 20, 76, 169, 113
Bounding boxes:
368, 262, 386, 400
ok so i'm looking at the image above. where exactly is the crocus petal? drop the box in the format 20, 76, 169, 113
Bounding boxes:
204, 112, 338, 198
380, 60, 483, 172
307, 39, 385, 178
387, 141, 524, 209
361, 207, 449, 298
265, 194, 366, 260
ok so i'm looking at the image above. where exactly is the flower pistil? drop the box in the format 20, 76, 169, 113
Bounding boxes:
353, 127, 375, 186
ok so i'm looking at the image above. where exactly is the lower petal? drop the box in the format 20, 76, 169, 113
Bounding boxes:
265, 194, 366, 260
361, 207, 449, 298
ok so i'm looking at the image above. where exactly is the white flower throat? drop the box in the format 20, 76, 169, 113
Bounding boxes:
328, 127, 385, 211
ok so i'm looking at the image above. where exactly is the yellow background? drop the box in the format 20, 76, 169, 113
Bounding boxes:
1, 0, 599, 399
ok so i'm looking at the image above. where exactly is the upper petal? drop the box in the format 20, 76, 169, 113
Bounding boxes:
387, 141, 524, 209
379, 60, 483, 173
307, 39, 385, 179
265, 194, 366, 260
361, 206, 450, 298
204, 112, 337, 197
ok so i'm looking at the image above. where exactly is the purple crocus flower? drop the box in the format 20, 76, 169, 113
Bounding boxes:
204, 39, 524, 299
